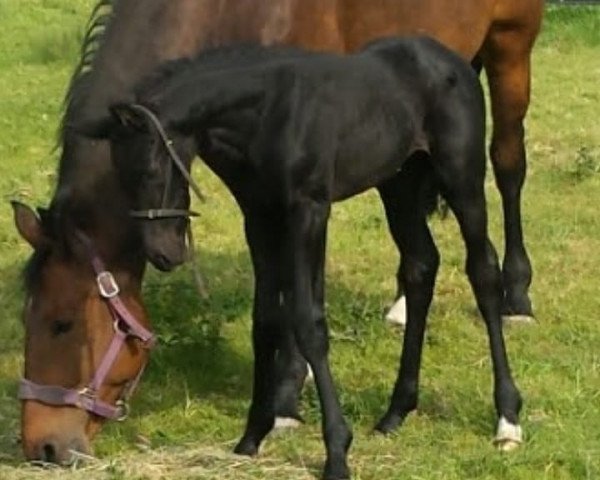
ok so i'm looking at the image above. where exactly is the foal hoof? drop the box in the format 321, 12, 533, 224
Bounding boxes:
385, 296, 406, 327
233, 437, 259, 457
374, 412, 403, 435
323, 458, 351, 480
502, 314, 535, 325
494, 416, 523, 452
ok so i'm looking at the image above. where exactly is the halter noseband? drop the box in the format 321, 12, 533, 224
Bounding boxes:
127, 104, 205, 220
18, 232, 156, 420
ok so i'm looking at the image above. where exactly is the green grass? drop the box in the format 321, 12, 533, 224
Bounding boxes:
1, 3, 600, 479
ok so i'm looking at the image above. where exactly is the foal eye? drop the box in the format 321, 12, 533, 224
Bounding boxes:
50, 320, 73, 336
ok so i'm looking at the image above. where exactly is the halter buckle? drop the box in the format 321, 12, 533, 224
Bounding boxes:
97, 271, 119, 298
76, 387, 96, 409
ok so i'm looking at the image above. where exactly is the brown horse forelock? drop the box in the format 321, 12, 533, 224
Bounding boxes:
20, 0, 543, 462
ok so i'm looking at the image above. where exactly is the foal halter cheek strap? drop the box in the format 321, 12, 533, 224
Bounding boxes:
18, 233, 156, 421
126, 104, 210, 299
127, 103, 205, 220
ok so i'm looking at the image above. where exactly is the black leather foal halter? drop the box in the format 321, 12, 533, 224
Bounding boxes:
127, 104, 209, 299
127, 104, 205, 220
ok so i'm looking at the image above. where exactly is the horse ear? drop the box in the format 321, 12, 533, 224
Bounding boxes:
11, 201, 48, 249
110, 103, 149, 131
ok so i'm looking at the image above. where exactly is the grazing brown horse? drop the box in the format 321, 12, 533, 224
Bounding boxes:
13, 0, 543, 465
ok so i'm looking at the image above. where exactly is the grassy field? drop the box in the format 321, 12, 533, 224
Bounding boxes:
1, 2, 599, 479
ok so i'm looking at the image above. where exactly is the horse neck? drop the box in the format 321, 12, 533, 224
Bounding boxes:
75, 0, 211, 125
54, 135, 144, 280
72, 0, 333, 127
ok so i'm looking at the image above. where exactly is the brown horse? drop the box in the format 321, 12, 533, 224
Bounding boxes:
13, 0, 543, 466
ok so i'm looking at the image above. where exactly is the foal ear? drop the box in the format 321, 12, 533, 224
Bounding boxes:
109, 103, 149, 132
73, 103, 148, 139
11, 201, 48, 249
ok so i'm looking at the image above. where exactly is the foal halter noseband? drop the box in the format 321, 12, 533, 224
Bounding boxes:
127, 104, 206, 220
18, 233, 155, 420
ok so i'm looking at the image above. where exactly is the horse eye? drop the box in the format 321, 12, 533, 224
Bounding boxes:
51, 320, 73, 336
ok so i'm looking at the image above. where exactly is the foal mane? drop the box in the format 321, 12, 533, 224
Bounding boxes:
134, 44, 307, 105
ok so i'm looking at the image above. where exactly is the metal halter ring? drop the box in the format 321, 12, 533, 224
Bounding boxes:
115, 400, 130, 421
97, 271, 120, 298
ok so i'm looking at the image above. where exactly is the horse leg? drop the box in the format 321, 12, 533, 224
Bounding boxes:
286, 199, 352, 480
481, 27, 539, 322
273, 326, 308, 427
435, 144, 523, 450
375, 159, 440, 433
234, 211, 289, 455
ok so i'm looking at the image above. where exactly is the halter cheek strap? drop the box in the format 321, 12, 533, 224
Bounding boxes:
127, 103, 205, 221
18, 233, 155, 420
125, 104, 209, 299
129, 209, 199, 220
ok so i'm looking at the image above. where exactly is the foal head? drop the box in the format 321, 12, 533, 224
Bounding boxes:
86, 104, 196, 272
12, 196, 150, 464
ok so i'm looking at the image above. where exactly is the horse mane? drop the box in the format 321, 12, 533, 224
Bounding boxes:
58, 0, 115, 143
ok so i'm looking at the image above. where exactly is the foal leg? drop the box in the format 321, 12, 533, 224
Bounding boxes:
273, 327, 309, 427
436, 148, 523, 450
235, 212, 293, 455
286, 200, 352, 480
384, 152, 435, 327
375, 161, 440, 433
481, 22, 541, 322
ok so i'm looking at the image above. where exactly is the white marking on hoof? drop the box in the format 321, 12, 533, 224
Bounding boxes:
305, 363, 314, 382
385, 296, 407, 327
274, 417, 302, 429
502, 314, 535, 325
494, 416, 522, 451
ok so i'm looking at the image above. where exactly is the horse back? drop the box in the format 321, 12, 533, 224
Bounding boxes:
325, 0, 542, 58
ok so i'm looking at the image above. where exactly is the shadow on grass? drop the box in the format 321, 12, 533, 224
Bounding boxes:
0, 239, 494, 465
123, 247, 256, 420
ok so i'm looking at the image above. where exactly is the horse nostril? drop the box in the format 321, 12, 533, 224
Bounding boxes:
42, 442, 57, 463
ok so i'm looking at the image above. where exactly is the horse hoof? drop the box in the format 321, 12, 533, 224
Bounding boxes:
385, 296, 406, 327
274, 417, 303, 429
494, 416, 522, 452
502, 314, 535, 325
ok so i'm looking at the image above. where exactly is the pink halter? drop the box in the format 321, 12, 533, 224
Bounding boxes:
19, 233, 155, 420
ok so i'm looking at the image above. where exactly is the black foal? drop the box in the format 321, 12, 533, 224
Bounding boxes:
85, 37, 523, 480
